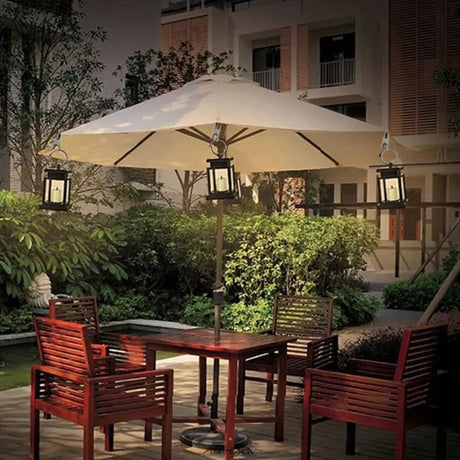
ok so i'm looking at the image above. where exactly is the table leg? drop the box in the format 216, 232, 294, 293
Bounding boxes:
224, 357, 238, 460
145, 348, 157, 441
198, 356, 207, 416
275, 345, 287, 442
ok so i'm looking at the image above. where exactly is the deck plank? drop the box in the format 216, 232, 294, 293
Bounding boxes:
0, 355, 458, 459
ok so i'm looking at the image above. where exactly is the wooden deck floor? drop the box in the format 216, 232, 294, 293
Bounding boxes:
1, 355, 459, 459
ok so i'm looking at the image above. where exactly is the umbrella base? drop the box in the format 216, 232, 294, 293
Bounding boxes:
180, 426, 249, 451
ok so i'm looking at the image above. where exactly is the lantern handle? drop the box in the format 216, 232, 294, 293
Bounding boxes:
47, 141, 69, 162
379, 131, 399, 165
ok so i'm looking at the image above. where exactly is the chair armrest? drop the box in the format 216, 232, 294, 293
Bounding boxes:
306, 335, 338, 369
347, 358, 396, 380
89, 367, 173, 385
304, 368, 405, 420
91, 343, 108, 356
31, 363, 86, 383
99, 331, 147, 366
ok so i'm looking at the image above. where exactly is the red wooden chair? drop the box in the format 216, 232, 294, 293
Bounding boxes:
31, 317, 173, 460
237, 295, 338, 414
301, 323, 448, 460
49, 296, 146, 372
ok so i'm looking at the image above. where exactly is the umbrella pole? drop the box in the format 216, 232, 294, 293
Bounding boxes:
211, 199, 224, 419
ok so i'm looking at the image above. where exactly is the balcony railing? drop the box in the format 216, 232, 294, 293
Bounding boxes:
309, 58, 355, 89
250, 68, 280, 92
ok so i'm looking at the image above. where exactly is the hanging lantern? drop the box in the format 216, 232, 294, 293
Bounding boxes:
206, 157, 237, 200
377, 165, 406, 209
41, 165, 71, 211
376, 131, 407, 209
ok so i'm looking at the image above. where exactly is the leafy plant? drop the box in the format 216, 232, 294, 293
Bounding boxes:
0, 191, 127, 312
330, 285, 381, 329
383, 271, 460, 311
181, 295, 215, 328
222, 299, 273, 332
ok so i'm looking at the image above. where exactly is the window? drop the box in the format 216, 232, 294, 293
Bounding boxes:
319, 32, 355, 87
340, 183, 357, 216
320, 33, 355, 63
252, 45, 280, 91
319, 183, 334, 217
253, 46, 280, 72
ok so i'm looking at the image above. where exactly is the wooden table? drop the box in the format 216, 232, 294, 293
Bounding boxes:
144, 328, 293, 459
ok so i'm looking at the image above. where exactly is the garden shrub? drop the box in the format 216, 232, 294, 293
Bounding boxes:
0, 306, 34, 334
383, 271, 460, 311
181, 294, 215, 328
0, 190, 127, 314
224, 213, 378, 303
383, 244, 460, 312
330, 285, 381, 329
222, 299, 273, 332
113, 205, 215, 318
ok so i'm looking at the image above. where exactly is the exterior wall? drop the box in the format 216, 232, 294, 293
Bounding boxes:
79, 0, 161, 100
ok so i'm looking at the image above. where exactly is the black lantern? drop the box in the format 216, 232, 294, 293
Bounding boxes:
376, 131, 407, 209
41, 165, 71, 211
206, 157, 238, 201
377, 164, 406, 209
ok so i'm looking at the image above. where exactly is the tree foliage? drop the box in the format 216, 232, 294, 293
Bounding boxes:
0, 190, 127, 312
0, 0, 116, 203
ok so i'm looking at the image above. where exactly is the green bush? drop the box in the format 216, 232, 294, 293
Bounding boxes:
222, 299, 273, 332
0, 306, 34, 334
181, 295, 215, 328
224, 213, 378, 303
0, 190, 127, 313
383, 271, 460, 311
330, 285, 381, 329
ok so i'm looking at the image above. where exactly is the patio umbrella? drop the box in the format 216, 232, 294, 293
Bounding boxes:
55, 74, 385, 448
58, 74, 384, 172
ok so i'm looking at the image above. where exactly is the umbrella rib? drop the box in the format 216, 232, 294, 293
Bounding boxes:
114, 131, 156, 166
178, 127, 210, 143
226, 128, 248, 143
296, 132, 339, 166
227, 128, 266, 145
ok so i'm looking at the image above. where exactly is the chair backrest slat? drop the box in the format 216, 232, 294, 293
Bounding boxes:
35, 317, 96, 377
49, 296, 100, 342
394, 324, 447, 408
273, 295, 334, 355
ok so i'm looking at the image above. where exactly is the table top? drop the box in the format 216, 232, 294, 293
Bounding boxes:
143, 328, 293, 355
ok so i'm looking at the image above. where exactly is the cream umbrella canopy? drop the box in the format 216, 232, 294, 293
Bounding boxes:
55, 74, 386, 449
58, 74, 384, 172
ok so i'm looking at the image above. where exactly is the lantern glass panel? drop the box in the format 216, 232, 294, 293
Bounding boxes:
215, 168, 230, 192
385, 177, 400, 202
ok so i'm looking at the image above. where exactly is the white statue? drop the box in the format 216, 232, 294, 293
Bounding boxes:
27, 273, 54, 309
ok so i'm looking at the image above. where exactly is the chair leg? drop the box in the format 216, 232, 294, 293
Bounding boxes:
162, 413, 173, 460
237, 359, 245, 414
144, 420, 153, 442
83, 424, 95, 460
104, 424, 114, 452
301, 384, 313, 460
30, 406, 40, 460
436, 420, 447, 460
394, 429, 406, 460
346, 422, 356, 455
265, 372, 274, 402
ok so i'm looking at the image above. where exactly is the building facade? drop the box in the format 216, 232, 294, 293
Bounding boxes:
161, 0, 460, 272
